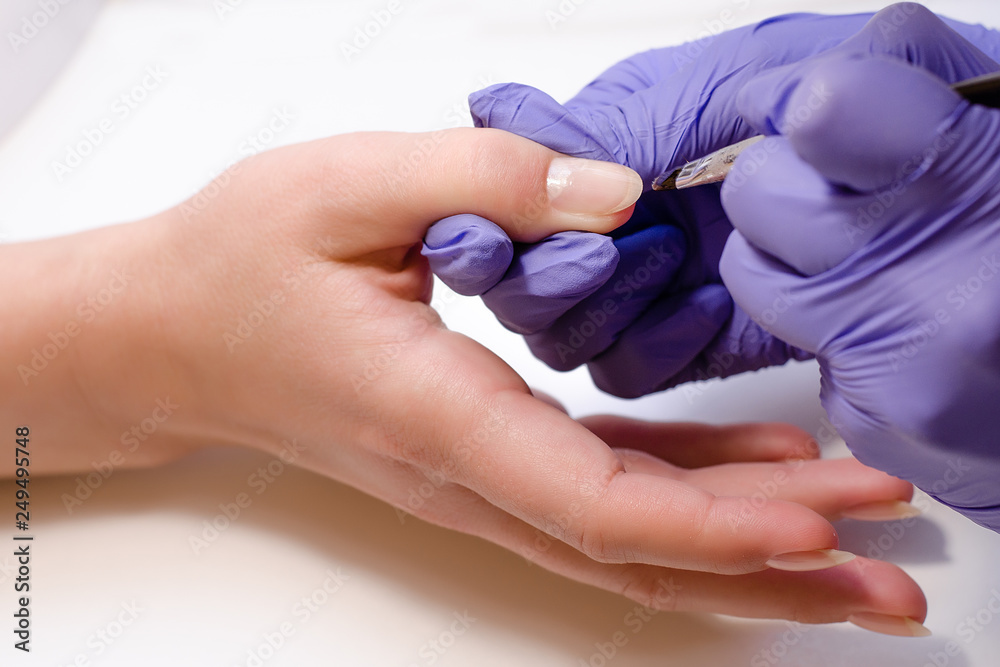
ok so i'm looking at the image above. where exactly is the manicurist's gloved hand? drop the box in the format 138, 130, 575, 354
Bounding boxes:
720, 7, 1000, 531
424, 4, 1000, 398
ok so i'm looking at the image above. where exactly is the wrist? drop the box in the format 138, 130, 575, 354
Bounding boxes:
0, 218, 203, 475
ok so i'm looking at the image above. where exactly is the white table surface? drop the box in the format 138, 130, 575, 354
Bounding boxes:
2, 1, 1000, 665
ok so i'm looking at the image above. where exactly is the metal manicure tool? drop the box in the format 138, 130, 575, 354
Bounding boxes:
652, 70, 1000, 191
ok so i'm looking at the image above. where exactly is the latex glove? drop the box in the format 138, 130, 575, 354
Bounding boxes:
719, 7, 1000, 531
424, 6, 1000, 398
2, 128, 926, 631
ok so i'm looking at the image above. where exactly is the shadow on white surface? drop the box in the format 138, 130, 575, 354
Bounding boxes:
14, 445, 972, 666
836, 518, 949, 567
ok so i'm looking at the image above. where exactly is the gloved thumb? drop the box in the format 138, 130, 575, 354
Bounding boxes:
469, 83, 619, 163
736, 54, 964, 192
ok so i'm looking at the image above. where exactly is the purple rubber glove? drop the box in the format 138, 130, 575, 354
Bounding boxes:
424, 5, 1000, 398
719, 8, 1000, 530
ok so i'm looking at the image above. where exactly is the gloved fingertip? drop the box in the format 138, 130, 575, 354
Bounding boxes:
514, 232, 620, 299
689, 283, 735, 329
789, 345, 816, 362
718, 232, 776, 316
468, 83, 617, 163
784, 55, 964, 191
522, 224, 687, 371
662, 223, 687, 253
588, 286, 733, 399
614, 223, 686, 262
422, 214, 514, 296
853, 4, 1000, 81
736, 66, 802, 136
468, 82, 559, 130
738, 52, 967, 193
481, 231, 620, 334
658, 304, 815, 391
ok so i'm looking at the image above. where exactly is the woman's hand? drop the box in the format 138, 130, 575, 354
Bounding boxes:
1, 128, 926, 633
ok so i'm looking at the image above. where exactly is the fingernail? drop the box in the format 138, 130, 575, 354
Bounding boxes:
841, 500, 922, 522
847, 612, 932, 638
547, 157, 642, 217
766, 548, 856, 572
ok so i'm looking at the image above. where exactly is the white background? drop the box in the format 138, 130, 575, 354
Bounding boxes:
2, 0, 1000, 665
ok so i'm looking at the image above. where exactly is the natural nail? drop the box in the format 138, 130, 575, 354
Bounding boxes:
766, 549, 856, 572
848, 612, 931, 638
546, 157, 642, 217
841, 500, 922, 522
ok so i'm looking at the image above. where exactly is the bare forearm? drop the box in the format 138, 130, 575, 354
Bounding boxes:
0, 222, 198, 476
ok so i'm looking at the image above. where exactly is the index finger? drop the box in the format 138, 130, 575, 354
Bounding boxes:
393, 329, 843, 576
